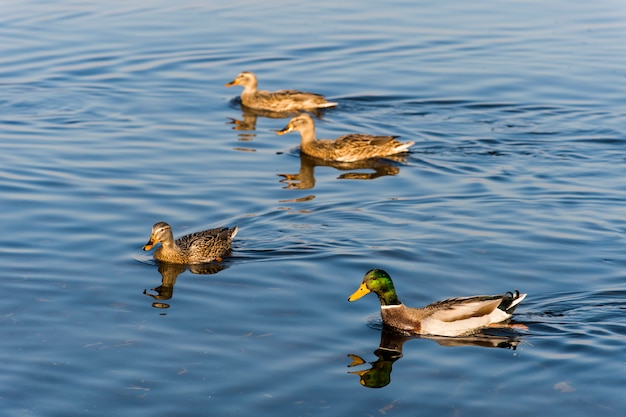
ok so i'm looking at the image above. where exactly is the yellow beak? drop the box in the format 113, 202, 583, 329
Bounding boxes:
348, 283, 370, 302
224, 80, 238, 87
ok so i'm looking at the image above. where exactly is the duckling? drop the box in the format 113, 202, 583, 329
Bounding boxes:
349, 269, 526, 337
142, 222, 238, 264
225, 71, 337, 112
276, 113, 414, 162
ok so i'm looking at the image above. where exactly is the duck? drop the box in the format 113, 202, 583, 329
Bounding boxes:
142, 222, 238, 264
276, 113, 414, 162
225, 71, 337, 112
348, 269, 526, 337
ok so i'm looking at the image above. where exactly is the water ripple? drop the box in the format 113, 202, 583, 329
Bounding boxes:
2, 1, 626, 416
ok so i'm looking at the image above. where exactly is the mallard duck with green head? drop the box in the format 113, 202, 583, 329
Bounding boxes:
143, 222, 238, 264
349, 269, 526, 337
225, 71, 337, 112
276, 113, 414, 162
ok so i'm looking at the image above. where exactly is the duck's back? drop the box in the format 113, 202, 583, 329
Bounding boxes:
176, 227, 232, 247
306, 134, 413, 162
177, 226, 238, 263
243, 89, 336, 112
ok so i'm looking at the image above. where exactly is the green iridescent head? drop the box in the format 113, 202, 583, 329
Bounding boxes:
348, 269, 401, 306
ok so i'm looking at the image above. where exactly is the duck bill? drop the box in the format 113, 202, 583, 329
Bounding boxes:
142, 239, 156, 251
347, 369, 369, 377
224, 80, 238, 87
347, 354, 366, 367
348, 283, 370, 301
276, 124, 293, 135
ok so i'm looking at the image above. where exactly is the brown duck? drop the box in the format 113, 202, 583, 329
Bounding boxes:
225, 71, 337, 112
276, 113, 414, 162
143, 222, 238, 264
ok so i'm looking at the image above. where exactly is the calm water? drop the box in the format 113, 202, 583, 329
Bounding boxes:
1, 0, 625, 416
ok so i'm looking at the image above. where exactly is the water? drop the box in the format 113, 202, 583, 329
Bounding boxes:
1, 0, 625, 415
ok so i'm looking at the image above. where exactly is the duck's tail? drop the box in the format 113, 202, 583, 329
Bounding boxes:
394, 141, 415, 154
316, 101, 338, 108
499, 290, 527, 314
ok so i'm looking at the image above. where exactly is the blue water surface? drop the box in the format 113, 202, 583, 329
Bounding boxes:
1, 0, 625, 416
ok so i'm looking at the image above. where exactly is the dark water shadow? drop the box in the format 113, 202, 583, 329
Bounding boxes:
347, 325, 522, 389
277, 152, 407, 190
143, 261, 229, 309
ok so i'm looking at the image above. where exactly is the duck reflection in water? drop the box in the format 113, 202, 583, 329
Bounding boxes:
144, 262, 227, 309
278, 153, 406, 190
347, 326, 521, 389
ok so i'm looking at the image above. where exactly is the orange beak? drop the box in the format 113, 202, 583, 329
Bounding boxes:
276, 123, 294, 135
142, 237, 156, 251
